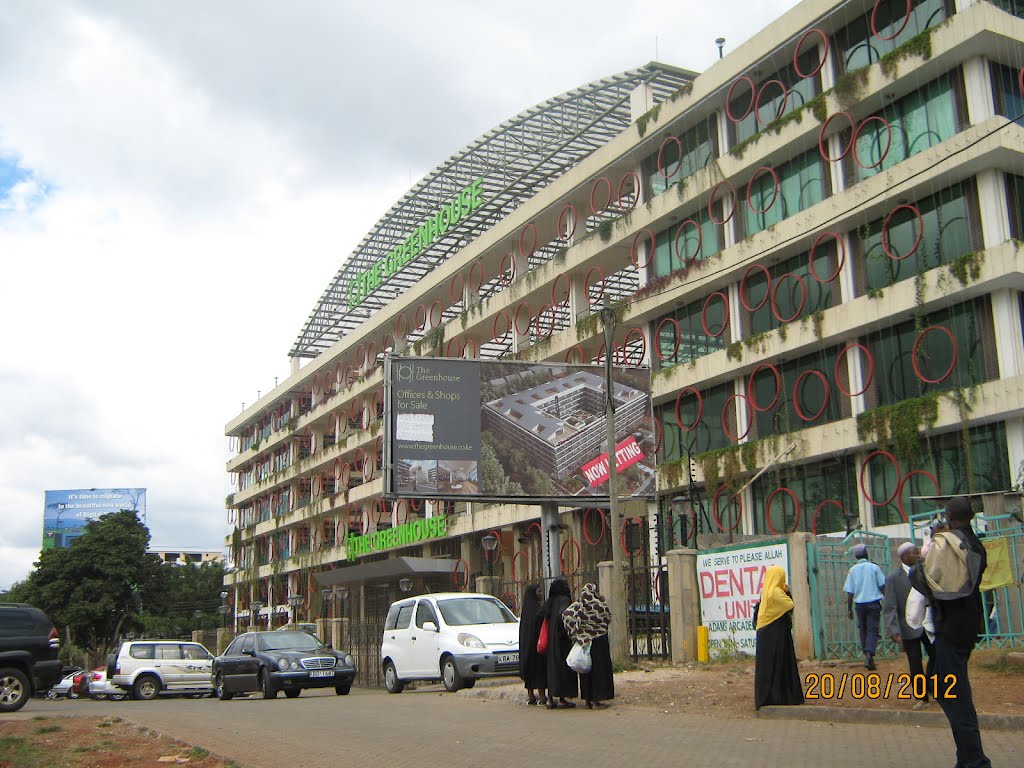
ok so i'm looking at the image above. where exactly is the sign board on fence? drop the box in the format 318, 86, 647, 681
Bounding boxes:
696, 542, 789, 656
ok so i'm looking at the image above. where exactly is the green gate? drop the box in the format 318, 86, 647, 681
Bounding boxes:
807, 530, 896, 661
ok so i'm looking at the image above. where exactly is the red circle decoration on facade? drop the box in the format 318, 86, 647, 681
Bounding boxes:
675, 386, 703, 431
483, 529, 502, 563
590, 177, 613, 215
394, 313, 409, 341
374, 435, 384, 465
811, 500, 845, 535
499, 251, 516, 286
492, 309, 511, 341
765, 487, 801, 534
771, 273, 807, 323
725, 76, 756, 122
622, 328, 646, 365
852, 115, 892, 169
584, 267, 605, 305
382, 333, 395, 356
518, 222, 538, 260
449, 273, 465, 305
746, 166, 780, 213
353, 446, 366, 473
583, 508, 607, 545
653, 417, 664, 455
564, 344, 586, 364
912, 326, 958, 384
860, 450, 902, 506
445, 336, 462, 358
708, 180, 737, 224
557, 204, 577, 241
551, 271, 571, 307
453, 559, 470, 591
871, 0, 912, 41
355, 344, 366, 369
897, 469, 942, 523
513, 303, 532, 336
882, 203, 923, 260
794, 28, 830, 78
674, 219, 702, 266
655, 317, 681, 361
469, 260, 485, 294
809, 231, 845, 282
339, 461, 351, 489
658, 135, 683, 179
366, 341, 378, 369
617, 171, 641, 211
312, 373, 322, 397
463, 337, 479, 359
394, 499, 409, 527
835, 343, 875, 397
535, 304, 557, 339
511, 550, 528, 585
630, 228, 655, 269
740, 263, 771, 312
713, 486, 743, 532
414, 304, 427, 332
817, 111, 856, 162
621, 517, 644, 557
793, 369, 831, 422
560, 538, 582, 575
345, 364, 356, 391
526, 521, 542, 541
722, 393, 752, 442
754, 80, 789, 126
311, 474, 321, 499
748, 362, 782, 412
429, 300, 443, 328
701, 291, 730, 338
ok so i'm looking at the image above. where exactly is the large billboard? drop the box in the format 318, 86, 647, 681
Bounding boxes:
384, 357, 655, 503
42, 488, 147, 549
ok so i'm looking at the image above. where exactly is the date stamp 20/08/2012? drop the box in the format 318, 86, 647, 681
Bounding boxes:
804, 673, 958, 700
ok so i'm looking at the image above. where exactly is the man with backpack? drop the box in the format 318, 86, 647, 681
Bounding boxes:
910, 496, 990, 768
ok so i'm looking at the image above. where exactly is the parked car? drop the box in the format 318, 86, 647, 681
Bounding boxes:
212, 630, 356, 700
107, 640, 215, 700
70, 669, 90, 698
0, 603, 63, 712
86, 668, 128, 701
46, 671, 80, 700
380, 592, 519, 694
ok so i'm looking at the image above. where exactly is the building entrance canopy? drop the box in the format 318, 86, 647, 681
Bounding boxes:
314, 556, 458, 588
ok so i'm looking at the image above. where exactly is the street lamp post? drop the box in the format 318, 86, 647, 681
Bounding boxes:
671, 496, 692, 548
218, 591, 230, 630
481, 533, 499, 581
398, 578, 413, 595
287, 594, 303, 626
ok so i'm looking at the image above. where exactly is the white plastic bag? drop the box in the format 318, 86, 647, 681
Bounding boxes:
567, 641, 592, 674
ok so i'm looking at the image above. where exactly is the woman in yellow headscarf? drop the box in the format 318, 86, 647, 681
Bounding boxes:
754, 565, 804, 709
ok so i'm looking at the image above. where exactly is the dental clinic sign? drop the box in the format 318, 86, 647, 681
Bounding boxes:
697, 541, 789, 656
347, 178, 485, 309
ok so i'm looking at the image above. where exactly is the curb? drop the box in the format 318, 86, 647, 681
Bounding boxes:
756, 705, 1024, 731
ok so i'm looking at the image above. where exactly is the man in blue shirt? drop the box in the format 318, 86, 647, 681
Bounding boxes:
844, 543, 886, 670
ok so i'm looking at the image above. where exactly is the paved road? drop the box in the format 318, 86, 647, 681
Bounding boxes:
6, 688, 1022, 768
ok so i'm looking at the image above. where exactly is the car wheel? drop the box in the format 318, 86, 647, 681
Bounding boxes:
383, 662, 404, 694
90, 694, 108, 701
215, 674, 233, 701
259, 669, 277, 700
441, 656, 463, 693
462, 678, 476, 689
68, 690, 80, 700
132, 675, 161, 701
0, 667, 31, 713
110, 693, 128, 701
284, 689, 301, 698
335, 682, 351, 696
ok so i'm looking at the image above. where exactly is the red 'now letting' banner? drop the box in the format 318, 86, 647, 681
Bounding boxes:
580, 436, 644, 487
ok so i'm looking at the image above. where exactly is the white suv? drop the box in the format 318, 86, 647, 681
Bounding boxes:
380, 593, 519, 694
107, 640, 215, 700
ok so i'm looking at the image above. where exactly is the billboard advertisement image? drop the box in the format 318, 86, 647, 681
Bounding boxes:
43, 488, 147, 549
385, 357, 655, 502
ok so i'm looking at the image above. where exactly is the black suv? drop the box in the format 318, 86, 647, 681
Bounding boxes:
0, 603, 62, 712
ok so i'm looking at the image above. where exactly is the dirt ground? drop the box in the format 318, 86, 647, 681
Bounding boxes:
0, 716, 237, 768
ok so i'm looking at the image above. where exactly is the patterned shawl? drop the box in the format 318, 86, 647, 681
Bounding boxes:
561, 582, 611, 644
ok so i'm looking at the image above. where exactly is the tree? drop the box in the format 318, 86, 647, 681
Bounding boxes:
140, 560, 228, 637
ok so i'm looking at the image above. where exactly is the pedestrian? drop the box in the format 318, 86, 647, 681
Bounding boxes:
925, 496, 991, 768
884, 542, 932, 709
562, 582, 614, 710
753, 565, 803, 709
541, 578, 578, 709
843, 542, 886, 670
518, 583, 547, 706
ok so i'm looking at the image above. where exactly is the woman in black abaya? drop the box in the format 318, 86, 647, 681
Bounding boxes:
542, 578, 578, 709
753, 565, 804, 709
518, 583, 547, 705
563, 582, 615, 709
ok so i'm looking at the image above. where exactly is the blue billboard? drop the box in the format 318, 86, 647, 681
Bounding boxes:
42, 488, 147, 549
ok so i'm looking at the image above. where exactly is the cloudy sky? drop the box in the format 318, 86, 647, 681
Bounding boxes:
0, 0, 800, 590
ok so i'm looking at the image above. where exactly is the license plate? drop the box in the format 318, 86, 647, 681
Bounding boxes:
497, 653, 518, 664
309, 670, 334, 678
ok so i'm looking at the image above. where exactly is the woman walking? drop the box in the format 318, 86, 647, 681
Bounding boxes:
563, 582, 614, 709
753, 565, 804, 709
542, 578, 578, 709
518, 583, 547, 705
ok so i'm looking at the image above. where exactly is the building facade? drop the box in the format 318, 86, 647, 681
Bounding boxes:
225, 0, 1024, 630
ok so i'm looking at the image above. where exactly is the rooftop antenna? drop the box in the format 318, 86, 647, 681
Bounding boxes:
715, 37, 726, 59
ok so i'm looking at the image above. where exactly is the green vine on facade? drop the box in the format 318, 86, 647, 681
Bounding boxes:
636, 104, 662, 138
856, 392, 940, 463
879, 30, 933, 80
948, 250, 985, 287
834, 67, 870, 112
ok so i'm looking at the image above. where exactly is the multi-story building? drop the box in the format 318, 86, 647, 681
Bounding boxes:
225, 0, 1024, 635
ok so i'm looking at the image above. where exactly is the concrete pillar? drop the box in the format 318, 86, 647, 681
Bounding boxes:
786, 532, 815, 660
215, 627, 232, 655
666, 548, 700, 663
963, 57, 994, 125
475, 575, 499, 597
330, 618, 348, 650
598, 560, 629, 664
541, 502, 561, 584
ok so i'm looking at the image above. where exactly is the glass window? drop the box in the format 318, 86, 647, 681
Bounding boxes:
835, 0, 949, 73
652, 208, 722, 279
653, 294, 729, 370
415, 601, 438, 628
988, 0, 1024, 19
990, 63, 1024, 126
851, 73, 959, 184
656, 382, 733, 461
130, 643, 156, 660
156, 644, 182, 660
240, 636, 255, 654
860, 183, 972, 294
395, 604, 414, 630
744, 149, 828, 237
751, 458, 859, 535
728, 50, 821, 145
0, 610, 33, 636
1006, 174, 1024, 240
647, 116, 717, 197
183, 644, 212, 660
751, 348, 845, 437
436, 597, 517, 625
745, 247, 837, 335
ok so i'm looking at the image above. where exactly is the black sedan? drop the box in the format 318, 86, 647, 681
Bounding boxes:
212, 630, 356, 700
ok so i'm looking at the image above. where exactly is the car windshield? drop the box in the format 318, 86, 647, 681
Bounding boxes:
436, 597, 517, 626
257, 632, 324, 652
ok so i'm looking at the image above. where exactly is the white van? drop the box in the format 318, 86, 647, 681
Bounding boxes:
380, 592, 519, 693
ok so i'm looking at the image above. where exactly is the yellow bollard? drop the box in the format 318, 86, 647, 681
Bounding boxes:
697, 625, 709, 662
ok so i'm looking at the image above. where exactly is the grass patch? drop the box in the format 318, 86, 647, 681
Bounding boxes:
189, 747, 212, 760
978, 652, 1024, 674
33, 725, 63, 734
0, 736, 47, 768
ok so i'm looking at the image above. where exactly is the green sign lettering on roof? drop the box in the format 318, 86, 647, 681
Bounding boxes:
345, 515, 448, 559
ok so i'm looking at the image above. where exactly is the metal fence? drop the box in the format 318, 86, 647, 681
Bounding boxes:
623, 563, 670, 661
348, 621, 386, 689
